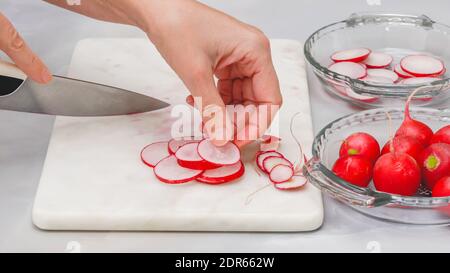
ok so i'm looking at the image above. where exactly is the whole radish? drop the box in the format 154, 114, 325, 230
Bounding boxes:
332, 156, 373, 187
381, 135, 424, 163
339, 132, 380, 163
432, 176, 450, 197
395, 88, 434, 146
430, 125, 450, 145
419, 143, 450, 189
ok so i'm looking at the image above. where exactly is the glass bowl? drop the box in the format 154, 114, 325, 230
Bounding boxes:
303, 108, 450, 225
304, 12, 450, 108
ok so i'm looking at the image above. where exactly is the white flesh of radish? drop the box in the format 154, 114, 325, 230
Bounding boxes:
197, 161, 244, 183
141, 142, 171, 167
168, 137, 199, 154
274, 175, 308, 190
346, 89, 377, 102
197, 139, 240, 165
175, 142, 202, 162
263, 156, 293, 173
331, 48, 370, 62
269, 164, 294, 184
329, 62, 367, 79
366, 69, 398, 82
394, 64, 414, 78
256, 151, 283, 172
361, 75, 394, 84
400, 77, 440, 85
154, 155, 203, 184
363, 52, 393, 68
400, 55, 444, 76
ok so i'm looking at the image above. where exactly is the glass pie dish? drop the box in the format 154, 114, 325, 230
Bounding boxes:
304, 12, 450, 108
304, 108, 450, 225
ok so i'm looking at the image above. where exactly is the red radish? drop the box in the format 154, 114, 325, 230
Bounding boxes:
432, 176, 450, 197
168, 137, 199, 154
332, 156, 373, 187
175, 142, 219, 170
339, 132, 381, 163
399, 77, 440, 85
329, 62, 367, 79
196, 161, 245, 184
256, 151, 284, 172
346, 88, 378, 103
419, 143, 450, 189
363, 52, 393, 68
260, 135, 281, 152
381, 135, 424, 163
394, 64, 414, 78
400, 55, 445, 77
366, 69, 399, 82
153, 155, 204, 184
269, 164, 294, 184
263, 156, 293, 173
361, 75, 394, 84
331, 48, 371, 63
430, 125, 450, 145
274, 175, 308, 190
197, 139, 241, 166
373, 152, 421, 196
395, 88, 434, 146
141, 141, 171, 167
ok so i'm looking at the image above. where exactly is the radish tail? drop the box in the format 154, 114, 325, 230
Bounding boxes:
290, 112, 305, 171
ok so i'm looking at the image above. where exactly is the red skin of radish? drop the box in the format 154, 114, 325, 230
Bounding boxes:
339, 132, 380, 163
432, 176, 450, 197
177, 159, 220, 170
430, 125, 450, 145
381, 135, 424, 163
373, 152, 421, 196
419, 143, 450, 189
196, 161, 245, 185
332, 156, 373, 187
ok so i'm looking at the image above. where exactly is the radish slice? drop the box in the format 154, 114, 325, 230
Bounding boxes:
260, 135, 281, 152
262, 156, 293, 173
274, 175, 308, 191
366, 69, 399, 82
168, 137, 199, 154
394, 64, 414, 78
399, 77, 440, 85
346, 89, 378, 103
269, 164, 294, 184
175, 142, 219, 170
197, 139, 241, 166
331, 48, 371, 63
141, 142, 171, 167
196, 161, 245, 184
329, 62, 367, 79
154, 155, 203, 184
256, 151, 284, 172
400, 55, 445, 77
361, 75, 394, 84
363, 52, 393, 68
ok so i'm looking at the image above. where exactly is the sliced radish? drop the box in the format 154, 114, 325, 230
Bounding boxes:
394, 64, 414, 78
346, 88, 378, 103
196, 161, 245, 184
141, 142, 171, 167
262, 156, 293, 173
363, 52, 393, 68
366, 69, 399, 82
197, 139, 240, 166
154, 155, 203, 184
269, 164, 294, 184
361, 75, 394, 84
329, 62, 367, 79
260, 135, 281, 152
175, 142, 219, 170
400, 55, 445, 77
399, 77, 440, 85
256, 151, 284, 172
274, 175, 308, 191
168, 137, 199, 154
331, 48, 371, 63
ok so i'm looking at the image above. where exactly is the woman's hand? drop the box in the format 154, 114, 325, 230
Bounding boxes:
0, 12, 52, 83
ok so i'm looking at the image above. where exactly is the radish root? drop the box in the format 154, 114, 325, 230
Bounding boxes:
290, 112, 306, 175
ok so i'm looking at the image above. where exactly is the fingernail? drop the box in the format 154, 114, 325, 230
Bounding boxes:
41, 68, 52, 83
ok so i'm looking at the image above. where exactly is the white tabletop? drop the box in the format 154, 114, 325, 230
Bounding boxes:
0, 0, 449, 253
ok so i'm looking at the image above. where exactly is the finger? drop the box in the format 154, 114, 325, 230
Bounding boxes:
0, 13, 52, 84
217, 79, 233, 104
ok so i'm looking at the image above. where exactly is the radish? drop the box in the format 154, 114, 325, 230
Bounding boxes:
400, 55, 445, 77
361, 75, 394, 84
432, 176, 450, 197
366, 69, 399, 82
339, 132, 381, 163
269, 164, 294, 184
197, 139, 240, 166
395, 88, 434, 146
381, 135, 424, 163
262, 156, 293, 173
274, 175, 307, 190
153, 155, 204, 184
175, 142, 219, 170
332, 156, 373, 187
346, 89, 378, 102
256, 151, 284, 172
168, 137, 199, 154
260, 135, 281, 152
399, 77, 440, 85
431, 125, 450, 145
419, 143, 450, 189
363, 52, 393, 68
196, 161, 245, 184
394, 64, 414, 78
141, 141, 171, 167
329, 62, 367, 79
331, 48, 371, 63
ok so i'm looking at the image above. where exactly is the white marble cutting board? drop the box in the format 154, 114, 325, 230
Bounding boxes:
32, 38, 323, 231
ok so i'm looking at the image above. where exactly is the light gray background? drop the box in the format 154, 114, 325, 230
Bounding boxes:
0, 0, 449, 253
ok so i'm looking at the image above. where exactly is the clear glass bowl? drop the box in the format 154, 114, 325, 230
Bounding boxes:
304, 12, 450, 108
303, 108, 450, 225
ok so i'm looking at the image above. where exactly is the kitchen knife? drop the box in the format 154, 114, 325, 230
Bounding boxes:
0, 60, 170, 116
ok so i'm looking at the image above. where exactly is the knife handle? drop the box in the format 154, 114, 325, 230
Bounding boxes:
0, 60, 27, 97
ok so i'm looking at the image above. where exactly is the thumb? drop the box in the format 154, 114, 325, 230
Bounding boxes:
0, 13, 52, 84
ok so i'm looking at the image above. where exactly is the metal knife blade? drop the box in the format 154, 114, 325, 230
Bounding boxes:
0, 76, 170, 116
